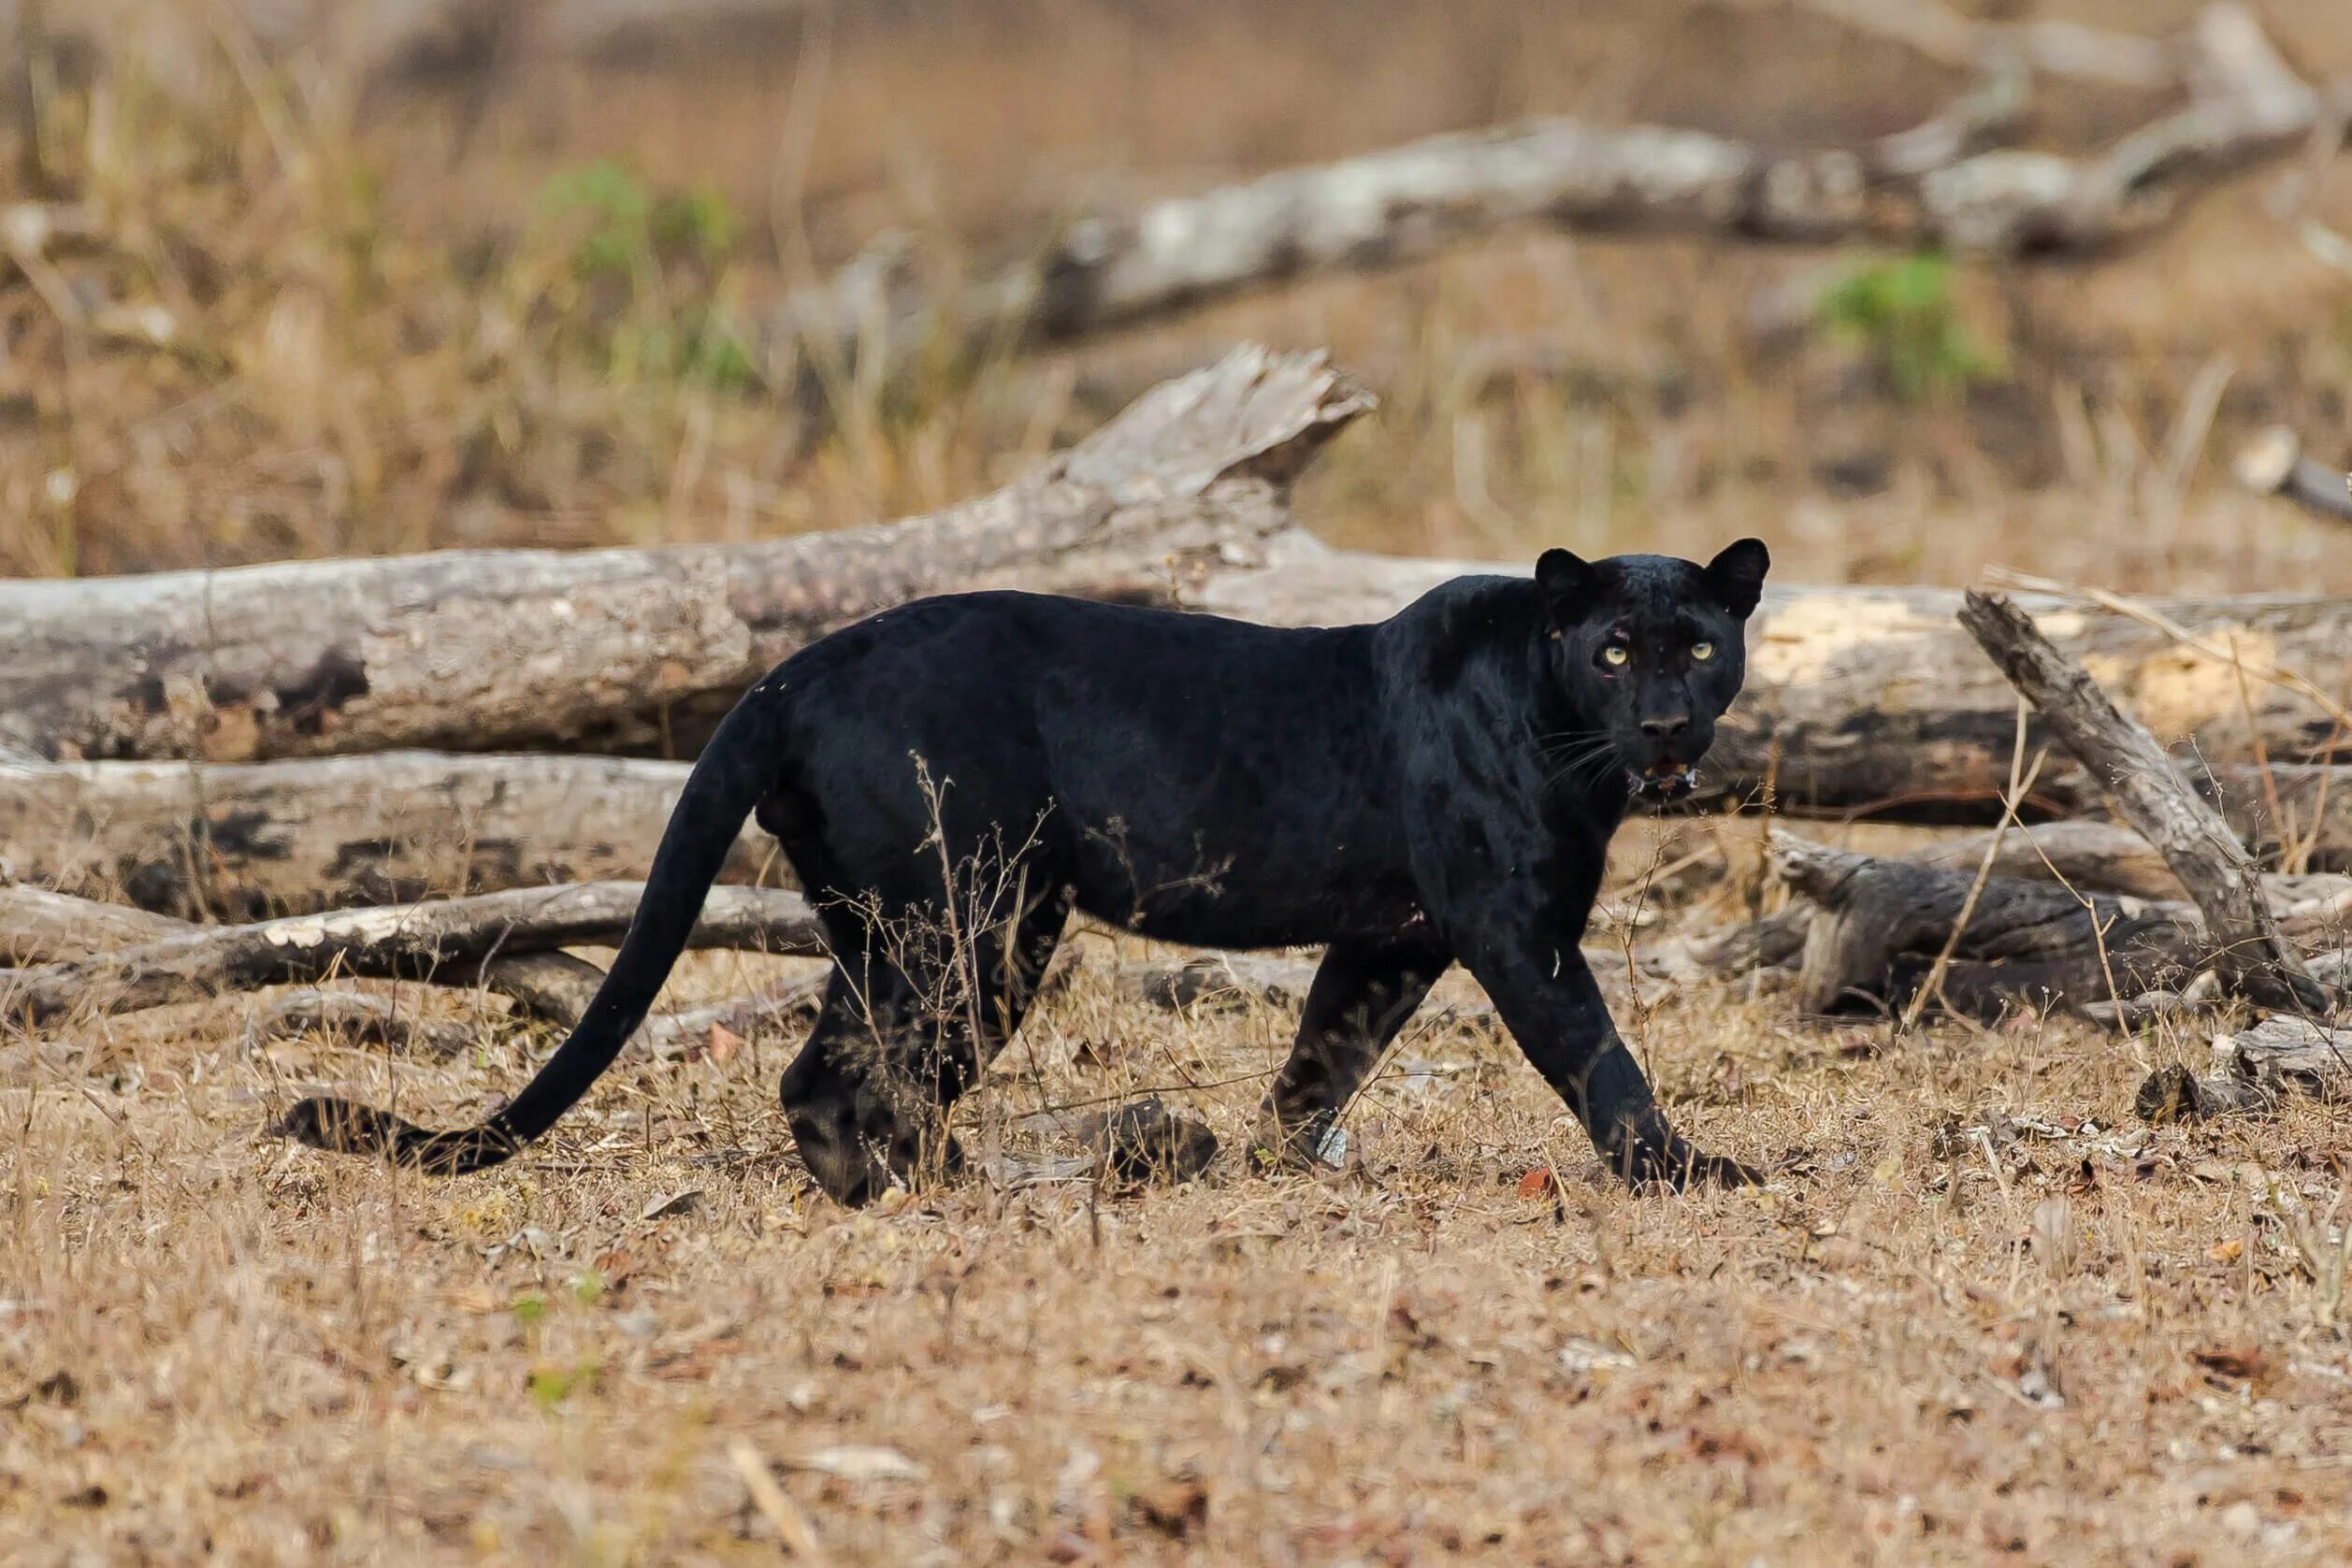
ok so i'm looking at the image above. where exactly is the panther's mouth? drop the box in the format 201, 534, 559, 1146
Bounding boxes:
1627, 760, 1699, 801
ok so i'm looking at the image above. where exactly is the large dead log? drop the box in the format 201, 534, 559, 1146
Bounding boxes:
0, 881, 825, 1025
0, 752, 765, 918
0, 347, 1367, 763
1959, 590, 2330, 1013
1768, 828, 2204, 1018
1192, 533, 2352, 843
13, 530, 2352, 908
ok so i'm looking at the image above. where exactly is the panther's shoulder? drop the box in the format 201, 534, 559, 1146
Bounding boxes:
1383, 572, 1544, 689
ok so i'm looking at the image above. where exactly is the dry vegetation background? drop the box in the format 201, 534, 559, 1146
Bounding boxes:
9, 1, 2352, 1562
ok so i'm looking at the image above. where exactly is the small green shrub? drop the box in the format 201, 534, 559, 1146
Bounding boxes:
527, 160, 757, 389
1817, 252, 2004, 402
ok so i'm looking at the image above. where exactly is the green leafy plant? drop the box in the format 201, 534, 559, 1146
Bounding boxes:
527, 1357, 602, 1410
1817, 252, 2004, 402
527, 159, 757, 389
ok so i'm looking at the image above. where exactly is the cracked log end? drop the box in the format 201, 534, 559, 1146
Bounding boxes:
1064, 343, 1376, 497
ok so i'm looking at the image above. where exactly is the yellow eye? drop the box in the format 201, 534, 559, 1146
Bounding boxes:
1692, 640, 1715, 662
1602, 644, 1630, 668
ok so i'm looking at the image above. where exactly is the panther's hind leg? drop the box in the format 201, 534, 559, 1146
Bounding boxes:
777, 972, 910, 1207
779, 881, 1075, 1205
1257, 929, 1453, 1168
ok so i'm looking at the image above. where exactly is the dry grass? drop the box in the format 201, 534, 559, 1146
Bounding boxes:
9, 823, 2352, 1564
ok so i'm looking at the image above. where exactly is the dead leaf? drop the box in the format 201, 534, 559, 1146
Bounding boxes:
1685, 1426, 1766, 1464
1558, 1338, 1636, 1374
640, 1188, 703, 1223
2208, 1237, 2245, 1263
1516, 1167, 1556, 1200
2192, 1345, 2270, 1384
1127, 1478, 1208, 1539
791, 1446, 926, 1483
708, 1022, 744, 1066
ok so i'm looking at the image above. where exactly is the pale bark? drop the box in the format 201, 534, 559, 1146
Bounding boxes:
0, 881, 825, 1025
244, 990, 475, 1059
1960, 590, 2329, 1012
0, 880, 629, 1030
0, 346, 1368, 763
0, 752, 765, 918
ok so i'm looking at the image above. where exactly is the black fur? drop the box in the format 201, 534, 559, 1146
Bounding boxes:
275, 540, 1771, 1201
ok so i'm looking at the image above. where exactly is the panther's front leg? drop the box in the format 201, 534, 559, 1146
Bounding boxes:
1256, 930, 1453, 1167
1463, 917, 1757, 1190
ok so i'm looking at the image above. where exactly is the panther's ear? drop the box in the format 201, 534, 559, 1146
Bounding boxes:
1535, 548, 1597, 623
1702, 538, 1770, 620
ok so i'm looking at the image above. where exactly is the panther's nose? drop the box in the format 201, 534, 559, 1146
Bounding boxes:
1639, 712, 1690, 739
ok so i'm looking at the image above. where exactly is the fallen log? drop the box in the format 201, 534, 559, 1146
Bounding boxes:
0, 346, 1367, 763
0, 881, 825, 1026
0, 752, 767, 917
1191, 533, 2352, 840
772, 73, 2030, 388
1959, 590, 2330, 1013
0, 878, 606, 1026
1912, 819, 2186, 901
1768, 828, 2203, 1018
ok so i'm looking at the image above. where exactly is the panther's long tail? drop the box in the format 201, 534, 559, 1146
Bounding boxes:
271, 692, 788, 1175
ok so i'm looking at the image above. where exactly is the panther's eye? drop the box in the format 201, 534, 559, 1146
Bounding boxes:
1691, 640, 1715, 662
1600, 643, 1630, 669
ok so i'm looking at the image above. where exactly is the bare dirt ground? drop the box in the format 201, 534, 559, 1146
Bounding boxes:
8, 822, 2352, 1565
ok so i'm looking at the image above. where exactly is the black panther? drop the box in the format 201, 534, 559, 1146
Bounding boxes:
276, 539, 1772, 1202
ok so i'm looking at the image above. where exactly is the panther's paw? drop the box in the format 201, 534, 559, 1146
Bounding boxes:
1617, 1137, 1765, 1193
1248, 1111, 1335, 1174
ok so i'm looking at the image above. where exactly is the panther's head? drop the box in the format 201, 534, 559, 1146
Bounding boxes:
1535, 538, 1769, 804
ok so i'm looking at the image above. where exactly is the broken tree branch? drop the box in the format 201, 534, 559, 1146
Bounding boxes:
2235, 426, 2352, 524
0, 877, 604, 1027
0, 881, 826, 1026
1959, 590, 2330, 1013
0, 346, 1368, 763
